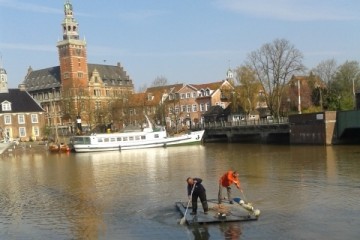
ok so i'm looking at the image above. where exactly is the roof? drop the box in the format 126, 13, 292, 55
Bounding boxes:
0, 89, 44, 113
145, 84, 184, 94
190, 81, 228, 91
23, 63, 133, 91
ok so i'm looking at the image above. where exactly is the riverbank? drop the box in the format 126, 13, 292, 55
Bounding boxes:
0, 143, 11, 154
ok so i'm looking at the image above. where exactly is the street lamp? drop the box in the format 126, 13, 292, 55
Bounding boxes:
287, 98, 291, 115
297, 79, 301, 114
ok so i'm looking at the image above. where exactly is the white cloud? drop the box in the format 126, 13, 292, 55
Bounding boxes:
214, 0, 360, 21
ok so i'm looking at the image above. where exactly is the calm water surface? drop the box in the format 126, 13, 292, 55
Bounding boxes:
0, 143, 359, 239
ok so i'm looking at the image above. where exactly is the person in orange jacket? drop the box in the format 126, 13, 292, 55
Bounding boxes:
218, 170, 241, 204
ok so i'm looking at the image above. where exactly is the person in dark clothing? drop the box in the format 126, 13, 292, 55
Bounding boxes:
186, 177, 208, 215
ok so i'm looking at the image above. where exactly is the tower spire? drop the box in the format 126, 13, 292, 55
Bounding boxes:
0, 54, 9, 93
57, 1, 88, 89
62, 0, 79, 40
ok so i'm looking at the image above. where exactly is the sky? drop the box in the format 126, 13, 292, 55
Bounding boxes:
0, 0, 360, 91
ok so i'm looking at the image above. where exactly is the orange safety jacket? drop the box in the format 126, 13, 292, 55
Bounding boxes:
219, 171, 240, 188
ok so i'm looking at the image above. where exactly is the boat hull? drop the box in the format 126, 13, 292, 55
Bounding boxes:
72, 130, 204, 153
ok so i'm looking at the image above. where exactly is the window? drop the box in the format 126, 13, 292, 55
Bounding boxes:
186, 93, 191, 98
18, 115, 25, 124
1, 102, 11, 111
94, 89, 101, 96
181, 105, 186, 112
200, 103, 205, 112
4, 115, 11, 124
192, 92, 197, 98
175, 106, 179, 114
33, 126, 40, 136
31, 114, 38, 123
181, 93, 186, 99
187, 105, 191, 113
95, 101, 101, 110
206, 103, 210, 111
78, 72, 83, 78
192, 104, 198, 112
19, 127, 26, 137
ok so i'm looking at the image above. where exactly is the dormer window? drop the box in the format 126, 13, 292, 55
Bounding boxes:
1, 101, 11, 111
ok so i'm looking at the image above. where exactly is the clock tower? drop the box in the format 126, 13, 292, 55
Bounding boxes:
57, 0, 88, 89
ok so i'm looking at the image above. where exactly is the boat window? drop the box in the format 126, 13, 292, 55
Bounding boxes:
117, 137, 122, 141
135, 136, 140, 140
98, 138, 103, 142
110, 138, 116, 142
155, 134, 159, 138
123, 137, 128, 141
104, 138, 109, 142
129, 136, 134, 141
141, 136, 146, 140
74, 137, 90, 144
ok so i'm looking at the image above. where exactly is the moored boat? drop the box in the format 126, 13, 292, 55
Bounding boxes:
49, 142, 71, 153
71, 127, 205, 153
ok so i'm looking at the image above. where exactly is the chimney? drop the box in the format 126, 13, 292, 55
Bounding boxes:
18, 84, 26, 91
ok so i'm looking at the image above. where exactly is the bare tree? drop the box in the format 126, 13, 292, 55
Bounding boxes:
151, 76, 168, 87
312, 59, 337, 84
247, 39, 305, 117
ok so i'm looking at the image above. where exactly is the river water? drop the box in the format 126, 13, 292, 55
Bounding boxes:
0, 143, 359, 240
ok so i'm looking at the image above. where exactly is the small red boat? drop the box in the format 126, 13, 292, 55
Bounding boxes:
49, 143, 70, 153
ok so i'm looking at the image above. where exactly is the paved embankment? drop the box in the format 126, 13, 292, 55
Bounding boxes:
0, 143, 11, 154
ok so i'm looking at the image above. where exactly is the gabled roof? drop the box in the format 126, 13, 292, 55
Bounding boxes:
88, 63, 132, 86
23, 66, 61, 91
0, 89, 44, 113
23, 63, 133, 91
190, 80, 230, 91
145, 84, 184, 94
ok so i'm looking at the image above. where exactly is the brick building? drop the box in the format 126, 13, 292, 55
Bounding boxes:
0, 65, 46, 142
23, 1, 134, 134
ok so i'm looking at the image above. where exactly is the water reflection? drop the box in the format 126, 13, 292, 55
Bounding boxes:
0, 143, 360, 239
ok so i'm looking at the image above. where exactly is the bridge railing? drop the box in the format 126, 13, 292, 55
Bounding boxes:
203, 117, 289, 129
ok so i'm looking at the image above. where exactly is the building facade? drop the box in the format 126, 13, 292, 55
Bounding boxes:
0, 65, 46, 142
23, 1, 134, 134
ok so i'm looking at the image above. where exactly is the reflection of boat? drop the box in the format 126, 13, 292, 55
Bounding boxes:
49, 143, 71, 153
71, 129, 204, 153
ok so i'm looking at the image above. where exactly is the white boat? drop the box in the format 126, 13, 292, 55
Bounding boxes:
70, 122, 205, 152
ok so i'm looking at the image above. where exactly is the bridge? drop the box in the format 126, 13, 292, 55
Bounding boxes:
202, 110, 360, 145
203, 118, 290, 143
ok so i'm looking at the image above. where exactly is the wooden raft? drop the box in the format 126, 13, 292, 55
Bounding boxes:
176, 199, 259, 225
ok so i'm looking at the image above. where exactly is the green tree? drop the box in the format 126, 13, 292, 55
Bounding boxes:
331, 61, 360, 110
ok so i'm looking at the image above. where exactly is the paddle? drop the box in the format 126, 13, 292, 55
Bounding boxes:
180, 183, 196, 225
240, 189, 248, 203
